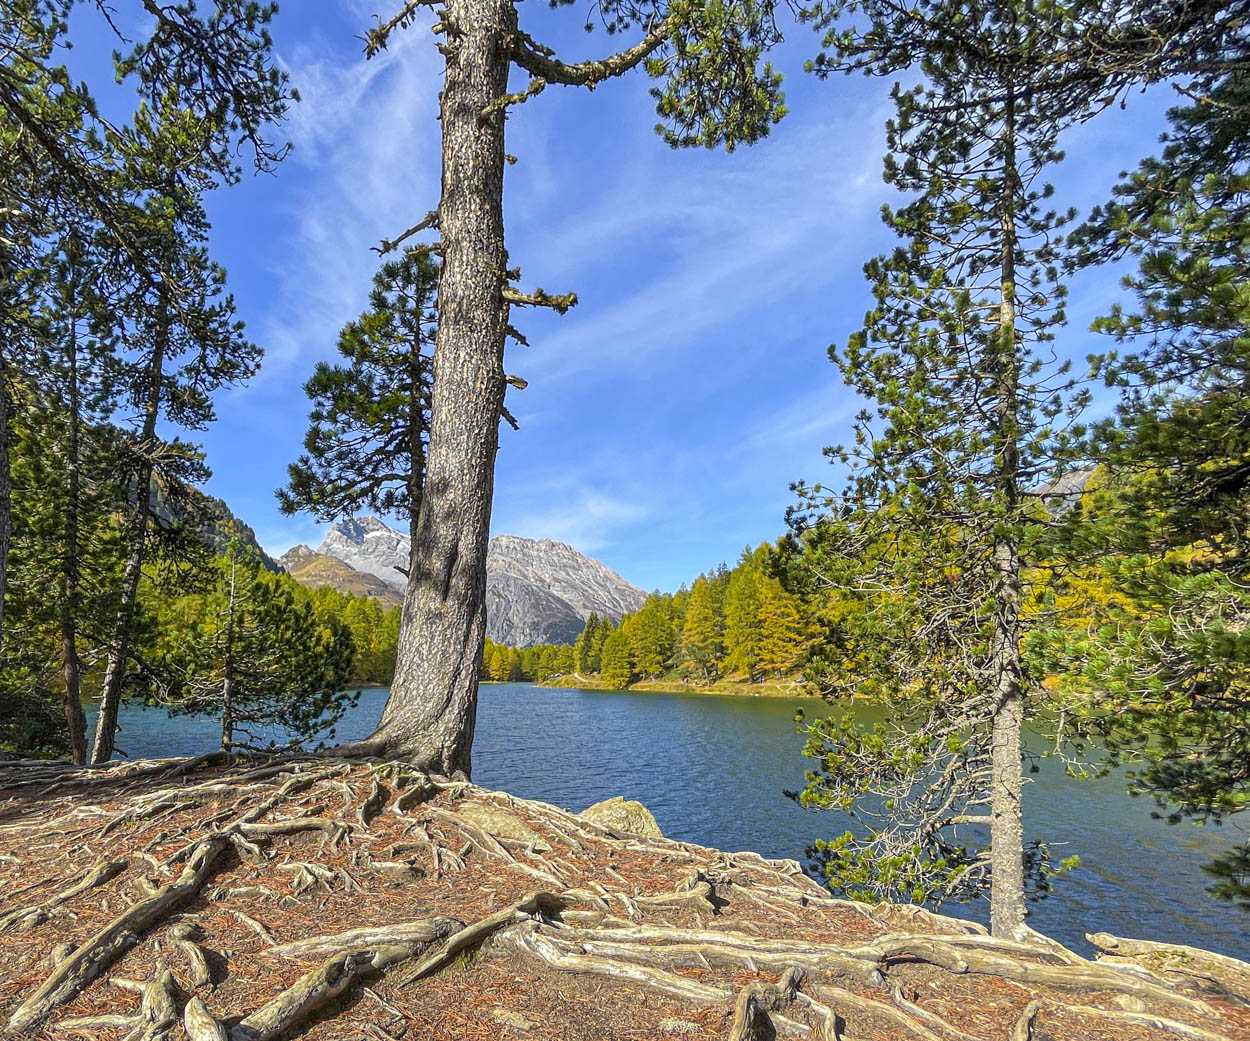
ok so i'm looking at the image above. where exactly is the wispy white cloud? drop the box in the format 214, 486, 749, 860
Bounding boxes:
742, 380, 861, 451
509, 116, 890, 387
503, 491, 650, 555
250, 18, 442, 382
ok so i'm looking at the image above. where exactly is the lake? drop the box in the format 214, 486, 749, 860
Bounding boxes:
86, 682, 1250, 958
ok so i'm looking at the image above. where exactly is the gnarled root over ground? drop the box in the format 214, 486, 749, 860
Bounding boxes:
1, 755, 1247, 1041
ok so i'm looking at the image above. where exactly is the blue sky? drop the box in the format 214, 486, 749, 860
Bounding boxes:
83, 1, 1176, 593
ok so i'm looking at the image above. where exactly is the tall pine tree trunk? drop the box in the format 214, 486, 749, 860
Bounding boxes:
0, 239, 13, 658
59, 305, 87, 765
221, 556, 236, 753
349, 0, 512, 774
90, 296, 169, 764
0, 355, 10, 660
988, 89, 1026, 940
406, 337, 427, 576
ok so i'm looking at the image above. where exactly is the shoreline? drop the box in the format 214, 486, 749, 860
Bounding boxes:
537, 673, 817, 698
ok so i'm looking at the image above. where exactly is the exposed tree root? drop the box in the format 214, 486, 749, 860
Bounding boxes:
169, 923, 213, 988
393, 891, 568, 987
729, 965, 805, 1041
1010, 998, 1236, 1041
1, 754, 1246, 1041
0, 858, 125, 933
1089, 931, 1250, 1006
7, 835, 228, 1033
231, 943, 414, 1041
184, 996, 229, 1041
267, 916, 461, 959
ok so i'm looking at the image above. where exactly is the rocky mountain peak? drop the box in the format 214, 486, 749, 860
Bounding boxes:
317, 518, 410, 590
302, 516, 645, 646
278, 544, 315, 566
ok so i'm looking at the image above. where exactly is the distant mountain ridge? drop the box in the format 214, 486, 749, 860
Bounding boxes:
285, 517, 646, 646
277, 544, 404, 607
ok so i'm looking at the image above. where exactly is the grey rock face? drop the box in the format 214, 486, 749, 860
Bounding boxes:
489, 535, 647, 622
313, 516, 646, 647
278, 544, 315, 566
1036, 467, 1094, 516
317, 516, 411, 590
487, 570, 586, 647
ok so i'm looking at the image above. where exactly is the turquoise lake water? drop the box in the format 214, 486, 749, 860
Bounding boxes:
86, 682, 1250, 958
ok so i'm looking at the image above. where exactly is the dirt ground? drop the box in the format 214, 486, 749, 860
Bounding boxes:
0, 753, 1247, 1041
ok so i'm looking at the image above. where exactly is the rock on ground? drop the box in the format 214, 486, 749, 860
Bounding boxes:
580, 795, 663, 838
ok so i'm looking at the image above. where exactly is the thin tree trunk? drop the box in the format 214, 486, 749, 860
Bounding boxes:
221, 557, 236, 752
0, 237, 13, 656
348, 0, 512, 774
988, 87, 1026, 941
59, 299, 87, 765
90, 294, 168, 764
0, 355, 11, 658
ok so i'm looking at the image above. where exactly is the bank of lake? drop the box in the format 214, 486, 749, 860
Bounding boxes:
85, 681, 1250, 960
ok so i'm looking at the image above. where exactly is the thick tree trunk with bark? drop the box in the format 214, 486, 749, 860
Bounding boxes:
406, 334, 427, 576
988, 88, 1026, 941
349, 0, 512, 774
90, 300, 168, 765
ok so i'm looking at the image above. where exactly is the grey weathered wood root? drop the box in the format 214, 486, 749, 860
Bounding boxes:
229, 944, 414, 1041
728, 965, 805, 1041
0, 858, 127, 933
1010, 998, 1236, 1041
855, 935, 1216, 1014
267, 915, 463, 959
184, 996, 229, 1041
124, 967, 179, 1041
503, 921, 734, 1006
170, 922, 213, 988
7, 836, 227, 1033
394, 891, 568, 987
539, 926, 884, 987
1089, 931, 1250, 1005
796, 985, 949, 1041
6, 763, 348, 1034
635, 880, 717, 915
57, 966, 179, 1041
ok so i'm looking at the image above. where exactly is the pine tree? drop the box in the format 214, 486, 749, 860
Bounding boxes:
600, 628, 634, 689
92, 100, 262, 765
574, 613, 600, 676
159, 544, 356, 753
756, 577, 804, 679
680, 577, 723, 683
588, 617, 611, 675
279, 250, 437, 568
351, 0, 788, 773
487, 645, 510, 683
0, 0, 292, 678
536, 645, 560, 682
1046, 68, 1250, 908
634, 598, 675, 678
787, 0, 1130, 937
723, 565, 764, 680
32, 231, 119, 764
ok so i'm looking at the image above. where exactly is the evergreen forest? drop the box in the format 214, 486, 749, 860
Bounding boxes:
2, 8, 1250, 1036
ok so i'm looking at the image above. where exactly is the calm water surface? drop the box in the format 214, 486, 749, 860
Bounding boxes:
87, 683, 1250, 958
